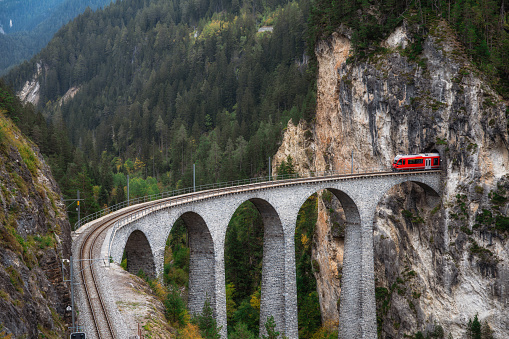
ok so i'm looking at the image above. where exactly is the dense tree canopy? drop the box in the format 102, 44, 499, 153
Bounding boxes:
308, 0, 509, 97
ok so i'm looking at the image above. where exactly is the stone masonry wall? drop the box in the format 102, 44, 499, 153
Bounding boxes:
106, 172, 441, 338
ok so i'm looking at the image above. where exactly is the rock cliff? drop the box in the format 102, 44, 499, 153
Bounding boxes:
0, 111, 71, 337
273, 20, 509, 338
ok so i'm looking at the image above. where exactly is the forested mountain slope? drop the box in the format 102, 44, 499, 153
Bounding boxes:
3, 2, 317, 336
4, 0, 314, 224
0, 0, 113, 74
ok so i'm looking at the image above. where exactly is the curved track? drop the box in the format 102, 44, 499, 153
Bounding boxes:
79, 218, 116, 338
77, 169, 440, 337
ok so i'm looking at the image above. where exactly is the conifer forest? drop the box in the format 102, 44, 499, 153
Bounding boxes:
1, 0, 508, 337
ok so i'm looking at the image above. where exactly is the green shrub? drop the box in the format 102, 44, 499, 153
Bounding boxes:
229, 322, 257, 339
18, 145, 38, 175
192, 299, 221, 339
165, 286, 187, 326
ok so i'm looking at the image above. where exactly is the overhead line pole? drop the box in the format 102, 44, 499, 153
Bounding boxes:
77, 190, 80, 228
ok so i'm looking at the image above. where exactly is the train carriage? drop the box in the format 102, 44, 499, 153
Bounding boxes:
392, 153, 440, 171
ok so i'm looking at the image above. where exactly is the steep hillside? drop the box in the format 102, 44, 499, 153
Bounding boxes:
0, 98, 71, 337
274, 19, 509, 338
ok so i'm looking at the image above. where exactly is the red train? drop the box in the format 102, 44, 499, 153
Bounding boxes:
392, 153, 440, 171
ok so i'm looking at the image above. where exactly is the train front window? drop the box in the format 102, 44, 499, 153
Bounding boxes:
397, 159, 402, 165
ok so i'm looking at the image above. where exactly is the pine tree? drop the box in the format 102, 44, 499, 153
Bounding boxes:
192, 299, 221, 339
468, 314, 482, 339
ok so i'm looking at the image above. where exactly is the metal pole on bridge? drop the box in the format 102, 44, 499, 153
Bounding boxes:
351, 150, 353, 174
269, 157, 271, 180
77, 190, 80, 228
127, 174, 130, 206
70, 255, 75, 332
193, 163, 196, 192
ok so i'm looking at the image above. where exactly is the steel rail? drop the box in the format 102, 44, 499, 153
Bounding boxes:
79, 217, 117, 338
79, 200, 173, 338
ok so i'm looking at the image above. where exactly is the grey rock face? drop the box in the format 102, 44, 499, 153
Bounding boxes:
0, 120, 71, 337
285, 21, 509, 338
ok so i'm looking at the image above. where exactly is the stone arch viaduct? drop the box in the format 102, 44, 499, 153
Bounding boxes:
102, 171, 441, 338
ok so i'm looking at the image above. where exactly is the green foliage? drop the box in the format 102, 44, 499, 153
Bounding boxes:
490, 188, 507, 205
224, 200, 264, 332
0, 85, 17, 118
297, 291, 321, 338
495, 215, 509, 231
229, 322, 257, 339
308, 0, 509, 99
32, 234, 54, 249
262, 316, 284, 339
474, 184, 509, 233
233, 299, 260, 336
295, 194, 321, 338
7, 266, 23, 293
402, 209, 425, 224
226, 283, 237, 325
165, 285, 188, 327
164, 219, 190, 288
192, 299, 222, 339
18, 144, 39, 176
468, 314, 481, 339
435, 137, 447, 145
468, 238, 498, 265
4, 0, 314, 200
277, 155, 296, 176
0, 0, 113, 73
309, 325, 338, 339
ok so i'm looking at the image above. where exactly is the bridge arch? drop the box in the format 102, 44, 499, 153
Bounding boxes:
167, 211, 216, 317
223, 197, 286, 336
297, 188, 364, 338
376, 178, 441, 211
123, 229, 157, 278
368, 176, 442, 336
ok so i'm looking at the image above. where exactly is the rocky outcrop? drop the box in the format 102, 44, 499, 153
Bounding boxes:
0, 112, 71, 337
18, 62, 42, 106
273, 20, 509, 338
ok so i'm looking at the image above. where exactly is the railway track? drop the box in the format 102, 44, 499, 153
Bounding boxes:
76, 169, 440, 337
78, 201, 166, 338
79, 217, 116, 338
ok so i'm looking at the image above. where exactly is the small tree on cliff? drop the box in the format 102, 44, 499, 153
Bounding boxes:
467, 314, 481, 339
276, 155, 296, 177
